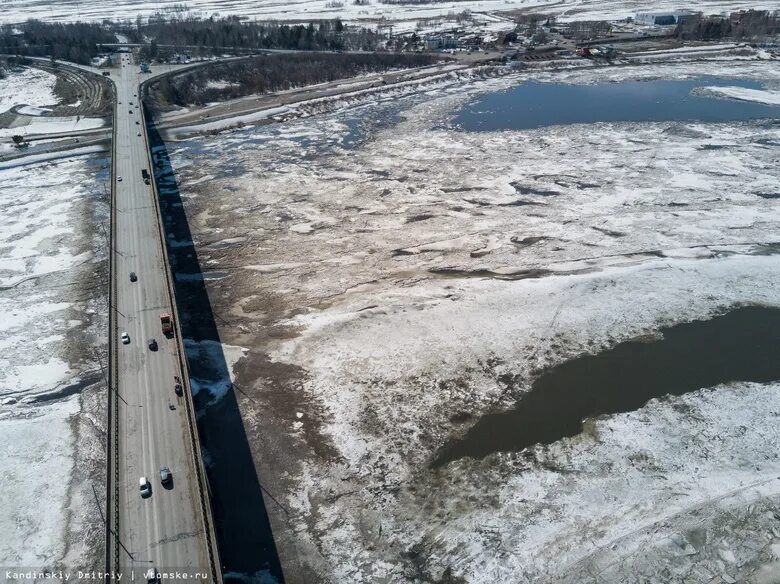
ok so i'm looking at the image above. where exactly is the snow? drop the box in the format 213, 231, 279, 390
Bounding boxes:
205, 80, 234, 90
17, 105, 53, 116
0, 116, 106, 139
166, 56, 780, 582
0, 67, 58, 114
698, 85, 780, 106
0, 397, 80, 566
167, 106, 294, 138
0, 148, 109, 569
0, 145, 107, 170
1, 0, 778, 27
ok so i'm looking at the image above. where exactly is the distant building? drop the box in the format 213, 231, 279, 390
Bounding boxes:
635, 11, 697, 25
424, 35, 457, 50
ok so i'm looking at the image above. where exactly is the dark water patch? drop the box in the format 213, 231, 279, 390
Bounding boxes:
406, 213, 436, 223
454, 78, 780, 131
441, 186, 489, 193
510, 235, 547, 248
429, 267, 553, 280
756, 192, 780, 199
27, 370, 102, 403
433, 305, 780, 467
592, 226, 626, 238
753, 242, 780, 255
510, 182, 561, 197
498, 199, 542, 207
753, 138, 780, 147
464, 198, 494, 207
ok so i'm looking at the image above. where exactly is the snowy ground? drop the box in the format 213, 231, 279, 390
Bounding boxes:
0, 150, 109, 571
699, 85, 780, 105
1, 0, 776, 27
0, 67, 108, 140
162, 55, 780, 583
0, 67, 58, 114
0, 116, 106, 138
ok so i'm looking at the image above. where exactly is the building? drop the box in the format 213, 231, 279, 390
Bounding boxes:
635, 11, 697, 25
423, 35, 457, 50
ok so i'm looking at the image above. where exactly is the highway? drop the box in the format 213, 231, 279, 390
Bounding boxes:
110, 52, 217, 580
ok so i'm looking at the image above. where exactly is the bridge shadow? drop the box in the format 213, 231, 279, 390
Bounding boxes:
145, 112, 285, 583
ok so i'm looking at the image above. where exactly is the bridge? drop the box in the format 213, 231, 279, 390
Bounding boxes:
105, 55, 222, 581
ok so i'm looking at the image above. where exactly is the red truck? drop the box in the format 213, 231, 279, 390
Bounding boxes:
160, 313, 173, 335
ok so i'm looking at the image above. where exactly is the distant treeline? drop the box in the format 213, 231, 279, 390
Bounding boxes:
675, 10, 780, 40
128, 14, 383, 58
150, 52, 442, 106
0, 20, 116, 64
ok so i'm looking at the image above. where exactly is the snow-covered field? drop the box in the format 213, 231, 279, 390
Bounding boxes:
0, 116, 106, 138
163, 56, 780, 582
0, 0, 776, 26
0, 150, 109, 571
0, 67, 58, 114
1, 67, 107, 139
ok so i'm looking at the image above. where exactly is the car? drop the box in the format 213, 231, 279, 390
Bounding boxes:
117, 176, 122, 182
159, 466, 172, 486
129, 101, 133, 105
139, 477, 151, 498
144, 178, 150, 185
174, 382, 183, 396
129, 109, 133, 114
148, 338, 158, 351
121, 332, 130, 344
137, 132, 142, 137
135, 121, 140, 125
129, 271, 137, 282
146, 569, 159, 584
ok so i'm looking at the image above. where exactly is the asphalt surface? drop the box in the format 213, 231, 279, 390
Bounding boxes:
112, 53, 210, 579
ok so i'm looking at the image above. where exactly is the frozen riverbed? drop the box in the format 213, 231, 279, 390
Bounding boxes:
0, 151, 109, 571
163, 58, 780, 582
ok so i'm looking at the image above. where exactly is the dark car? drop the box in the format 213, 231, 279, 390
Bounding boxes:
129, 272, 137, 282
148, 338, 158, 351
174, 382, 183, 396
159, 466, 172, 486
144, 178, 150, 185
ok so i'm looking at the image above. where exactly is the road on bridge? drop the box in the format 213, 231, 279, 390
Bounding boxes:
110, 52, 218, 581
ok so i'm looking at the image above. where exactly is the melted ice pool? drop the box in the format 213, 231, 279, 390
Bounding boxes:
453, 77, 780, 131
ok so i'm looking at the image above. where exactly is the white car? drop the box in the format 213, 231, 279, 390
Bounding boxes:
121, 331, 130, 344
117, 176, 123, 182
137, 132, 142, 136
139, 477, 151, 498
